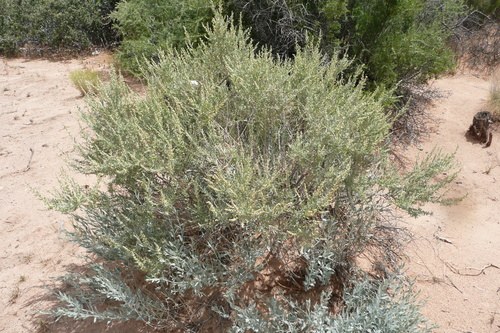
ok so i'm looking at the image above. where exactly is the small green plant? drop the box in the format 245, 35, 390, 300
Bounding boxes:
69, 69, 101, 96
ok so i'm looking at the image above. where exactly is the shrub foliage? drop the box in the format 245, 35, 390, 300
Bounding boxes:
349, 0, 466, 86
467, 0, 500, 17
223, 0, 467, 87
0, 0, 119, 56
49, 11, 454, 330
110, 0, 213, 74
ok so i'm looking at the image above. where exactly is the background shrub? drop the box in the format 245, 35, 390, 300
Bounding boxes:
467, 0, 500, 17
0, 0, 119, 56
348, 0, 466, 87
110, 0, 213, 75
49, 11, 455, 330
0, 0, 471, 88
223, 0, 466, 88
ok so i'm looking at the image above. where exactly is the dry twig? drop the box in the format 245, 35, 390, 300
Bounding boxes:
23, 148, 34, 172
445, 274, 463, 293
434, 234, 453, 245
445, 262, 500, 276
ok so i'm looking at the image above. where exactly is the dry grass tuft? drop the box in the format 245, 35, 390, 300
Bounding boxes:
8, 285, 20, 304
490, 68, 500, 119
69, 69, 101, 96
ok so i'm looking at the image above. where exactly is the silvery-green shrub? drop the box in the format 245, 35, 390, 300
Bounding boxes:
49, 10, 454, 330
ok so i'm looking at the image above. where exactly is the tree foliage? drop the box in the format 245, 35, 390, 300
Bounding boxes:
48, 11, 454, 330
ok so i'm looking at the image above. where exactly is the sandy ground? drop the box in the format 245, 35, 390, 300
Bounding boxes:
0, 57, 86, 333
0, 56, 498, 332
0, 55, 149, 333
402, 72, 500, 333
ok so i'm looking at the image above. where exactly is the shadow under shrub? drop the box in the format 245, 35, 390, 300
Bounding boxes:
47, 11, 454, 331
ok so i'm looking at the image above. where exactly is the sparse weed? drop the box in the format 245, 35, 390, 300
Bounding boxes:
490, 68, 500, 118
22, 253, 33, 264
8, 285, 20, 305
69, 70, 101, 96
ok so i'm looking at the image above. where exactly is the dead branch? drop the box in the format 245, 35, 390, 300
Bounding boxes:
445, 262, 500, 276
445, 274, 463, 293
433, 233, 453, 245
23, 148, 34, 172
450, 12, 500, 71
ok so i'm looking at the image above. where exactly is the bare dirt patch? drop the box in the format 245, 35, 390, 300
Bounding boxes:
1, 57, 87, 333
402, 72, 500, 333
0, 55, 151, 333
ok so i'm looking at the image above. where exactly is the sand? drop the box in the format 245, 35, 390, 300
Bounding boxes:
0, 56, 498, 332
402, 72, 500, 333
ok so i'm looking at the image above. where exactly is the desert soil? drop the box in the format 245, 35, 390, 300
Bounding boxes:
0, 55, 499, 333
403, 71, 500, 333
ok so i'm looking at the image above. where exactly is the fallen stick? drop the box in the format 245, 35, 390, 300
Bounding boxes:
23, 148, 34, 172
434, 234, 453, 244
445, 275, 463, 294
446, 262, 499, 276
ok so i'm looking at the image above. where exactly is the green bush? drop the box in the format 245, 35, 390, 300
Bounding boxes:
0, 0, 119, 56
224, 0, 466, 88
48, 11, 455, 330
110, 0, 213, 75
467, 0, 500, 17
348, 0, 466, 87
0, 0, 28, 55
